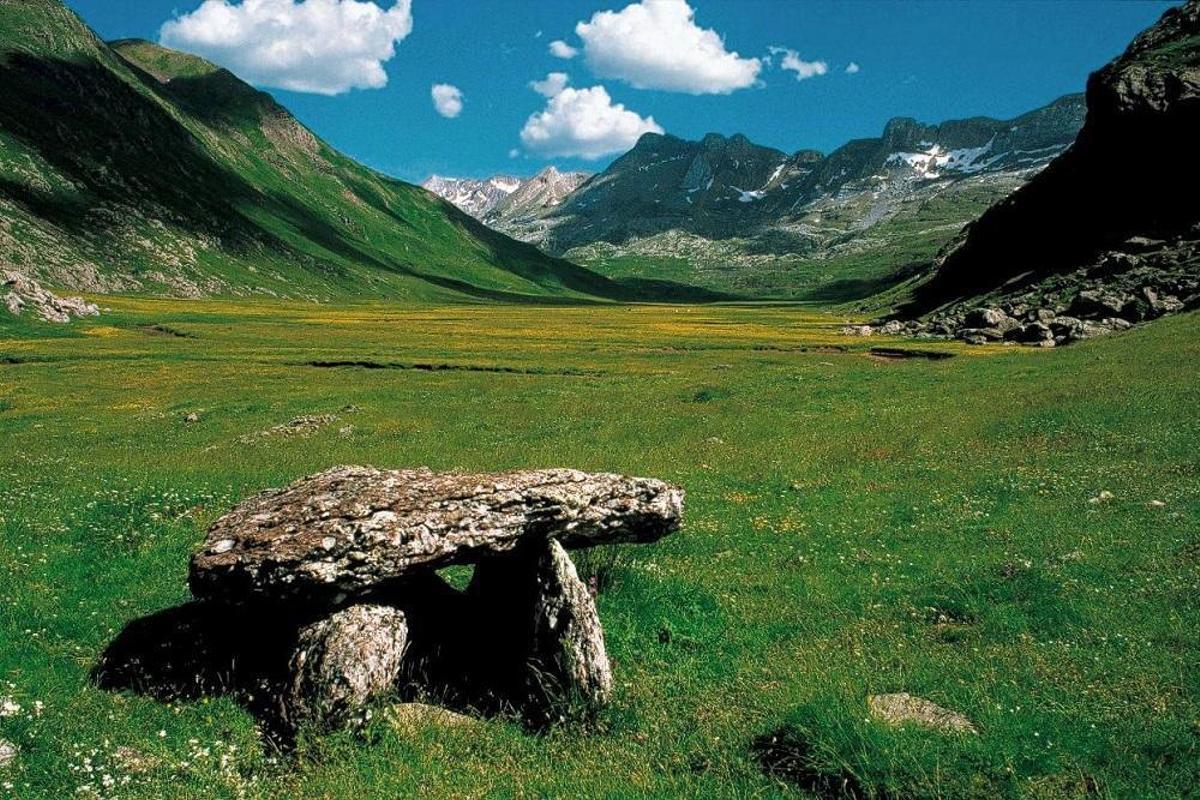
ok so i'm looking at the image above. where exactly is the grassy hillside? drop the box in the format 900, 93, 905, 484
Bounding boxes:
1, 300, 1198, 798
0, 1, 638, 303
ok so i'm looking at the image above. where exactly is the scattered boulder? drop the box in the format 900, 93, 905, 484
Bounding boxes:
191, 466, 684, 604
1017, 321, 1054, 344
840, 325, 874, 337
282, 604, 409, 731
184, 412, 200, 424
1069, 289, 1131, 320
0, 738, 15, 769
2, 270, 100, 323
964, 307, 1018, 333
868, 693, 978, 734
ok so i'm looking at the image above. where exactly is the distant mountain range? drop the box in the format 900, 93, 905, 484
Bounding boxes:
428, 96, 1086, 299
423, 167, 591, 232
0, 0, 640, 303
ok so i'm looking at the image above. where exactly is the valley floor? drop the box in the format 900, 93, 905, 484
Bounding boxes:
0, 299, 1197, 798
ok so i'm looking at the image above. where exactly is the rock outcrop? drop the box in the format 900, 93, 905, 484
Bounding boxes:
110, 466, 684, 737
2, 270, 99, 323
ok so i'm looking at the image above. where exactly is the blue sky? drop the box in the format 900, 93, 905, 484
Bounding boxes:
66, 0, 1174, 183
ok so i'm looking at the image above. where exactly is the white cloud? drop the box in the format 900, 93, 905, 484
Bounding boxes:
159, 0, 412, 96
431, 83, 463, 118
530, 72, 570, 98
520, 84, 663, 159
549, 39, 578, 59
775, 48, 828, 81
846, 61, 861, 75
573, 0, 759, 94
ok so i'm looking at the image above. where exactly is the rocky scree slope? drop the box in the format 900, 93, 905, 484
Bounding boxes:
0, 1, 630, 303
888, 0, 1200, 347
451, 98, 1083, 299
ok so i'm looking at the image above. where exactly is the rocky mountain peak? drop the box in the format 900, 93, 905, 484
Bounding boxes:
906, 0, 1200, 313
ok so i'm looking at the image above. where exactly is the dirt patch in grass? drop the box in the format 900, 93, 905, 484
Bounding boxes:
305, 360, 600, 377
868, 347, 955, 362
135, 324, 195, 338
0, 354, 54, 364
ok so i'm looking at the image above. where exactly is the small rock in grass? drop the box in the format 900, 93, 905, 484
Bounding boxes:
868, 693, 978, 734
1088, 490, 1115, 505
1148, 500, 1167, 508
385, 702, 477, 732
0, 698, 19, 717
0, 739, 15, 768
184, 412, 200, 423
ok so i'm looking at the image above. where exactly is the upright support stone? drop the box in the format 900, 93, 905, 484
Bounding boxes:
529, 539, 613, 712
468, 539, 612, 716
282, 604, 409, 731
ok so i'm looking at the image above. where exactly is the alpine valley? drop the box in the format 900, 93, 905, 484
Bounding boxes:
4, 2, 1200, 799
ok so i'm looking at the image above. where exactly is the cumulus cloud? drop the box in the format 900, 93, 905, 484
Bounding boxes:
530, 72, 570, 98
159, 0, 413, 96
773, 48, 828, 81
431, 84, 463, 118
549, 40, 578, 59
573, 0, 759, 94
519, 83, 662, 159
846, 61, 861, 75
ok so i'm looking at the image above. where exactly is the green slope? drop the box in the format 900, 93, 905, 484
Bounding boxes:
0, 0, 635, 303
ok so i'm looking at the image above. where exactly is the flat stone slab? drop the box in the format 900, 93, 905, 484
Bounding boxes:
191, 466, 684, 604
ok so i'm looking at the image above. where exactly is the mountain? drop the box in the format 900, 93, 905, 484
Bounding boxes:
904, 0, 1200, 315
487, 167, 591, 231
423, 167, 590, 237
421, 174, 523, 219
0, 1, 629, 303
478, 97, 1085, 300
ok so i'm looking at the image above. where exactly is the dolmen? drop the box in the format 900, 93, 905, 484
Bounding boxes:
187, 466, 684, 732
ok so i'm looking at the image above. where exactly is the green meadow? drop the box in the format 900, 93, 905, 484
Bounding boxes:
1, 299, 1197, 798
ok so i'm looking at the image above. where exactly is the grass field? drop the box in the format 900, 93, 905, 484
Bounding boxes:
1, 299, 1198, 798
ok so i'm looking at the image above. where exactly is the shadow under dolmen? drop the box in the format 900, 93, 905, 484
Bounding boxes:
94, 466, 684, 743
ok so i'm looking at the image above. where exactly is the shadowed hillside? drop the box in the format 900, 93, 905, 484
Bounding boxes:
0, 1, 670, 303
